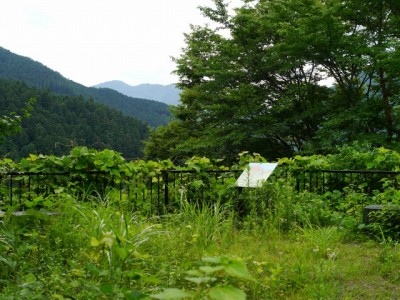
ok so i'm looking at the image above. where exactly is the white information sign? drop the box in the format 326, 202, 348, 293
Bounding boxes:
236, 163, 278, 188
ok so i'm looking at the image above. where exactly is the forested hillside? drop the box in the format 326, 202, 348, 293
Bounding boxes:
0, 47, 171, 127
0, 79, 148, 160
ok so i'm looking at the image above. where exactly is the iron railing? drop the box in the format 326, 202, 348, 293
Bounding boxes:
3, 168, 399, 213
0, 169, 242, 214
296, 169, 400, 194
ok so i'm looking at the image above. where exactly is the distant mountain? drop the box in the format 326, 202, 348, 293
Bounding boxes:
0, 47, 170, 127
94, 81, 181, 106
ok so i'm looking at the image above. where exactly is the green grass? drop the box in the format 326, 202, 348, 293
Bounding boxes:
1, 193, 400, 299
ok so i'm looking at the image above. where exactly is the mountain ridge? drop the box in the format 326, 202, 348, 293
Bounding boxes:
94, 80, 181, 106
0, 47, 170, 127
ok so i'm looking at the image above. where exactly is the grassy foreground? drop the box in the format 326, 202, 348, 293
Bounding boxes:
1, 192, 400, 300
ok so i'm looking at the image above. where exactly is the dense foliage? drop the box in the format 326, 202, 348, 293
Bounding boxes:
0, 80, 149, 160
0, 97, 34, 142
1, 146, 400, 298
0, 47, 171, 127
145, 0, 400, 161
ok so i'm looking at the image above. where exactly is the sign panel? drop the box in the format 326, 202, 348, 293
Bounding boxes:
236, 163, 278, 188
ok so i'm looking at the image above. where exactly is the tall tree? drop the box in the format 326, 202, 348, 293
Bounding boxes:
146, 0, 400, 160
268, 0, 400, 148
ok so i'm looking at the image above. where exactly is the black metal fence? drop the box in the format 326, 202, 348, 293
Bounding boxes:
2, 168, 400, 213
0, 169, 242, 214
296, 169, 400, 194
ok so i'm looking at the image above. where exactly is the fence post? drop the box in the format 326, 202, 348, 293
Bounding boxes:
163, 171, 169, 209
9, 174, 13, 206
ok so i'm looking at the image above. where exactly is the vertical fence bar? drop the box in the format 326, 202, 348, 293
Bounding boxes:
0, 175, 3, 204
142, 182, 145, 211
370, 172, 374, 192
28, 175, 31, 200
163, 171, 169, 209
119, 182, 123, 202
18, 178, 22, 206
9, 174, 13, 206
157, 174, 161, 215
149, 177, 153, 215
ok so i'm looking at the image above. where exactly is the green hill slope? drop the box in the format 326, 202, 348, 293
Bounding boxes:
0, 79, 149, 160
0, 47, 170, 127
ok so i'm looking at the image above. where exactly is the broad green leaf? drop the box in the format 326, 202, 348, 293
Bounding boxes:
185, 276, 216, 284
125, 270, 143, 280
151, 288, 192, 299
224, 260, 254, 281
86, 262, 100, 276
125, 290, 148, 300
111, 169, 121, 177
209, 286, 246, 300
199, 265, 224, 275
23, 272, 36, 283
185, 270, 203, 277
116, 246, 129, 260
25, 200, 35, 208
191, 179, 204, 189
90, 237, 100, 247
28, 154, 38, 161
100, 284, 114, 295
142, 274, 161, 284
202, 256, 222, 264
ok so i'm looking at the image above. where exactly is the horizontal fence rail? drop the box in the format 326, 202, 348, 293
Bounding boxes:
0, 169, 242, 214
296, 169, 400, 194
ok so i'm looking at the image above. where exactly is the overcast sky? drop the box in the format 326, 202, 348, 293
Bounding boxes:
0, 0, 239, 87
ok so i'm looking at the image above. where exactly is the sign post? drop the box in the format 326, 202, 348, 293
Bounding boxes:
236, 163, 278, 188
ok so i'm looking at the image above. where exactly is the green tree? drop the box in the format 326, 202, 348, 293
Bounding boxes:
266, 0, 400, 149
0, 97, 34, 141
144, 120, 191, 161
146, 0, 400, 160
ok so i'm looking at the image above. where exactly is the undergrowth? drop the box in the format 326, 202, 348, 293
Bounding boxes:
1, 146, 400, 298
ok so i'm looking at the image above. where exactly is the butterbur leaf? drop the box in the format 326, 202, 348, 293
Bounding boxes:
23, 272, 36, 283
125, 270, 142, 280
202, 256, 222, 264
209, 286, 246, 300
111, 169, 120, 177
86, 262, 100, 276
191, 179, 204, 189
151, 288, 192, 299
224, 260, 254, 281
90, 237, 100, 247
199, 265, 224, 275
144, 275, 161, 284
185, 270, 203, 277
99, 270, 109, 276
25, 200, 35, 208
125, 290, 148, 300
185, 276, 215, 284
116, 246, 129, 260
100, 284, 114, 295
